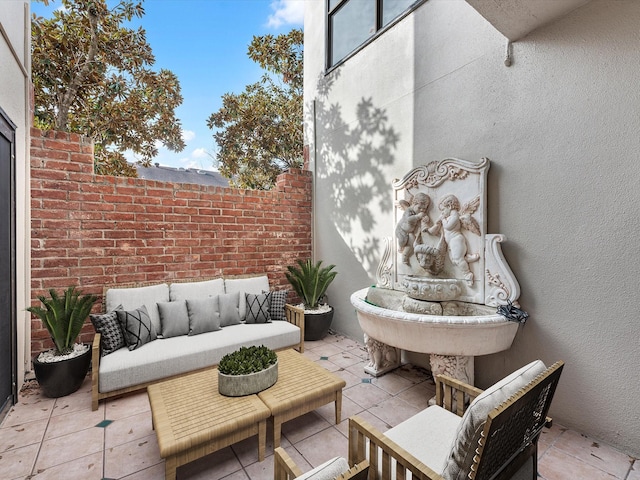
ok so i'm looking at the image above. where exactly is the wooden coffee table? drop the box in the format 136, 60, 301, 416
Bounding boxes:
147, 368, 271, 480
258, 349, 347, 447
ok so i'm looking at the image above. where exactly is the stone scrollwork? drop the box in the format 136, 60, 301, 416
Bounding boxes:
393, 157, 489, 190
429, 354, 474, 387
376, 237, 394, 289
363, 333, 401, 377
484, 234, 520, 306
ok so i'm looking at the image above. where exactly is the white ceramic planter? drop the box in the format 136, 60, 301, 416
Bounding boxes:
218, 360, 278, 397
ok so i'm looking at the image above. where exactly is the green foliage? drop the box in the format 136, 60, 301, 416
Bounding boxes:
26, 287, 97, 356
207, 28, 303, 189
31, 0, 185, 177
218, 346, 278, 376
285, 259, 338, 309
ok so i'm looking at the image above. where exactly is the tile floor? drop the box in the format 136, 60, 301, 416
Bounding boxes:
0, 333, 637, 479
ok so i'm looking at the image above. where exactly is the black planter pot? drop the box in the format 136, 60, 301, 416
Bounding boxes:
32, 345, 92, 398
304, 307, 334, 341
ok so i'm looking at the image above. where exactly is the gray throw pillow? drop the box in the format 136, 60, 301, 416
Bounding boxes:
245, 292, 272, 324
219, 292, 243, 327
186, 297, 221, 335
264, 289, 288, 321
157, 300, 190, 338
116, 305, 157, 351
90, 305, 124, 356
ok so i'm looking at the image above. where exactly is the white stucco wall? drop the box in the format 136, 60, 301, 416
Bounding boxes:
305, 0, 640, 457
0, 0, 31, 391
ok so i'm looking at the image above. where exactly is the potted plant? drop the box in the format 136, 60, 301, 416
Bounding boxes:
218, 345, 278, 397
285, 259, 338, 341
27, 286, 97, 398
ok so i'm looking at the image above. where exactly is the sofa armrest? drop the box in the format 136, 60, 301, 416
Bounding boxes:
284, 304, 305, 353
434, 373, 483, 417
91, 334, 101, 411
348, 416, 443, 480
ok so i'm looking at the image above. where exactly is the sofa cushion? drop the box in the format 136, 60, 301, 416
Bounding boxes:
225, 276, 270, 320
157, 300, 190, 338
116, 305, 157, 351
106, 283, 169, 335
245, 292, 271, 324
98, 321, 301, 393
265, 289, 288, 321
169, 278, 225, 301
441, 360, 547, 480
90, 305, 124, 356
219, 291, 243, 326
186, 297, 221, 335
296, 456, 350, 480
385, 405, 462, 474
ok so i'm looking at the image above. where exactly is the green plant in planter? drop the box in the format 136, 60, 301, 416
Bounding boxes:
219, 345, 278, 375
27, 286, 97, 356
285, 259, 338, 309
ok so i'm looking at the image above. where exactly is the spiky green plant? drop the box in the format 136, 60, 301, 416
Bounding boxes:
285, 259, 338, 309
27, 287, 97, 356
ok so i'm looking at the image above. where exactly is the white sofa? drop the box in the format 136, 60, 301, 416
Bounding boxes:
90, 276, 304, 410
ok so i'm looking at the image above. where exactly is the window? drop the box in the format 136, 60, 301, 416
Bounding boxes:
327, 0, 424, 69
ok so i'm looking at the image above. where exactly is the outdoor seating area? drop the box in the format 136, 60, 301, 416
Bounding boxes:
1, 333, 636, 480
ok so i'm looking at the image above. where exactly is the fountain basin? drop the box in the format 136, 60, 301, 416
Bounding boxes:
351, 287, 518, 357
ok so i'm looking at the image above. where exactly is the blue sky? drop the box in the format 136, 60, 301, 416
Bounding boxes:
31, 0, 304, 171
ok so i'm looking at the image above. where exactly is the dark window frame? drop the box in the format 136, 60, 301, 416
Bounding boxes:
326, 0, 427, 72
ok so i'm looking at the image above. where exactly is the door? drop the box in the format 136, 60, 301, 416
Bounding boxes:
0, 107, 17, 420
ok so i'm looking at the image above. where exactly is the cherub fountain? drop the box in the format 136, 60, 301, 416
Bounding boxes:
351, 157, 524, 388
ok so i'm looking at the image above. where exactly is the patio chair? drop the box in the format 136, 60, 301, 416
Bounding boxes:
347, 360, 564, 480
274, 446, 369, 479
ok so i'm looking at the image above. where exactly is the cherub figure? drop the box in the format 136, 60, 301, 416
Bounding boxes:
395, 193, 431, 266
428, 194, 480, 283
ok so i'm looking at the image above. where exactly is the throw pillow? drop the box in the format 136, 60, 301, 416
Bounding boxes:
157, 300, 190, 338
296, 456, 350, 480
186, 297, 221, 335
441, 359, 547, 480
90, 305, 125, 356
219, 291, 242, 327
116, 305, 157, 351
264, 289, 288, 321
245, 292, 272, 324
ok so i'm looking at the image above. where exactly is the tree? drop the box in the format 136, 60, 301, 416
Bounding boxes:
32, 0, 185, 176
207, 29, 303, 189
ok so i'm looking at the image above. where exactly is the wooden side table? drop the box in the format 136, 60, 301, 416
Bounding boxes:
148, 368, 271, 480
258, 349, 347, 447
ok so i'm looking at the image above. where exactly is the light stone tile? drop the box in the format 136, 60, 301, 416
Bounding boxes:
315, 395, 363, 426
242, 452, 275, 480
29, 451, 103, 480
343, 382, 392, 410
232, 422, 290, 466
280, 411, 331, 445
294, 426, 349, 468
371, 371, 415, 395
538, 422, 568, 457
34, 425, 104, 471
51, 375, 94, 416
538, 446, 620, 480
309, 343, 344, 358
395, 382, 435, 411
104, 410, 155, 448
119, 461, 166, 480
0, 442, 38, 479
175, 446, 243, 480
103, 433, 162, 479
43, 405, 105, 441
2, 397, 54, 427
105, 390, 151, 420
333, 367, 364, 389
627, 461, 640, 480
551, 429, 633, 478
328, 350, 363, 369
0, 418, 48, 453
367, 396, 422, 428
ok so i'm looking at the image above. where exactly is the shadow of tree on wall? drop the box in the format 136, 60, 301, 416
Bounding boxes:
308, 71, 398, 272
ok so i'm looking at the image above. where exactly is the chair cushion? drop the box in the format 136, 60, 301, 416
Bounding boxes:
296, 456, 350, 480
441, 359, 547, 480
186, 297, 221, 335
157, 300, 190, 338
169, 278, 225, 301
385, 405, 462, 474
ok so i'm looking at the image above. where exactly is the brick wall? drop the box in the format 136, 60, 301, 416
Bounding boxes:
30, 128, 313, 356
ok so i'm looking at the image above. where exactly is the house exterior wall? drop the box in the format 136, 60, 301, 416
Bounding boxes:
0, 1, 30, 392
304, 0, 640, 456
29, 128, 312, 357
